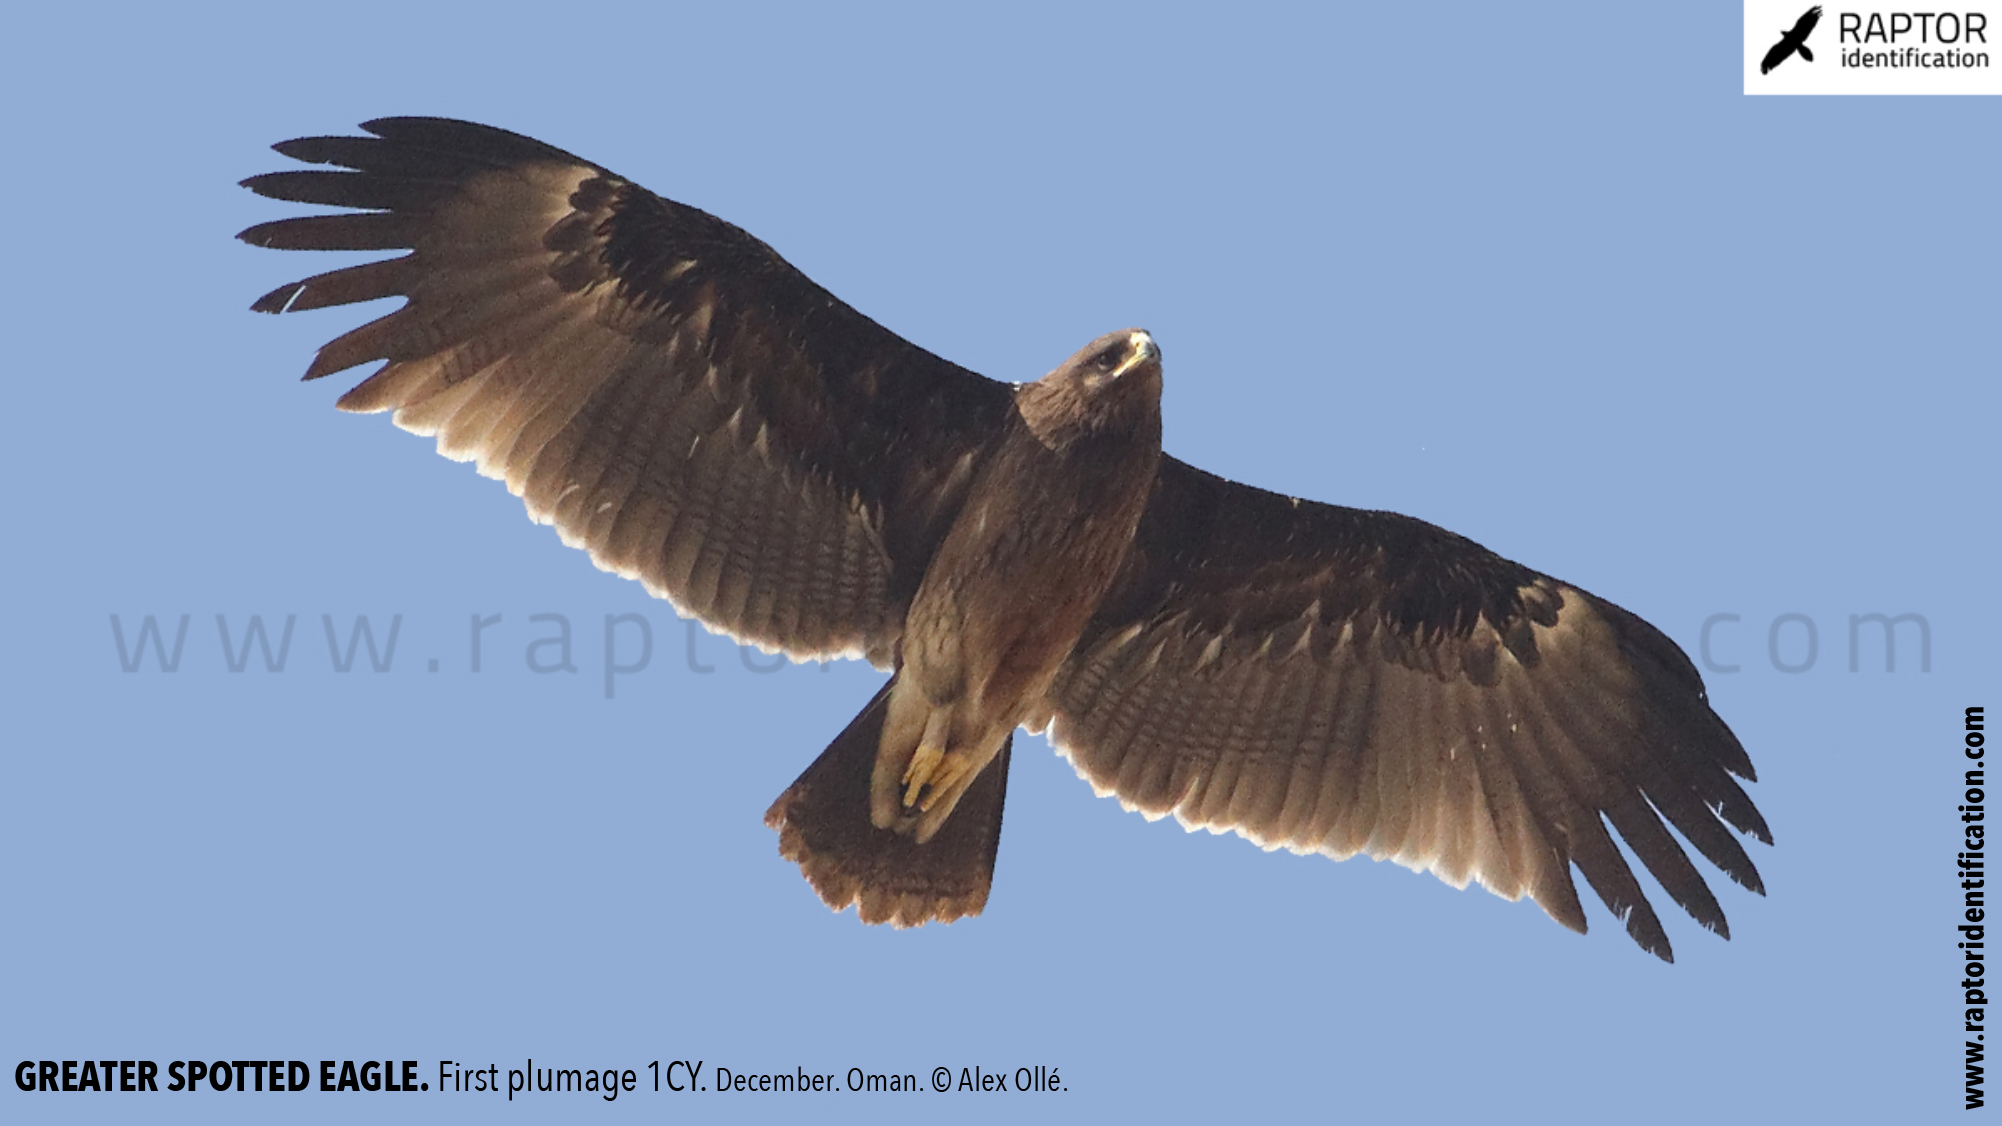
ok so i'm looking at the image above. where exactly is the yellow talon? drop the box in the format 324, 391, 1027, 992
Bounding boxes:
903, 743, 944, 809
903, 744, 973, 811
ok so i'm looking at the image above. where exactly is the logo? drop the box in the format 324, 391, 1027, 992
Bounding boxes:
1745, 1, 2000, 94
1762, 5, 1824, 72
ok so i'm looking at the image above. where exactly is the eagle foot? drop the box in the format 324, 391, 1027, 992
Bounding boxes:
901, 743, 972, 813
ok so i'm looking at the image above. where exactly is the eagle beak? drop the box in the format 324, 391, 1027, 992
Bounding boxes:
1111, 331, 1160, 380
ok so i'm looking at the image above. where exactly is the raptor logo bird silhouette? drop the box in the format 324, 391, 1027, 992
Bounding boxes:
1762, 6, 1823, 74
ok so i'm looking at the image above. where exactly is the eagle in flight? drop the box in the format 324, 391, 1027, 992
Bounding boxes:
241, 119, 1769, 962
1762, 6, 1823, 74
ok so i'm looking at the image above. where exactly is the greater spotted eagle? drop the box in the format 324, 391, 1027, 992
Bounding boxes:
241, 118, 1769, 962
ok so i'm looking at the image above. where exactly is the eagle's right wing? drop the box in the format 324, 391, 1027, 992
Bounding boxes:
242, 118, 1016, 667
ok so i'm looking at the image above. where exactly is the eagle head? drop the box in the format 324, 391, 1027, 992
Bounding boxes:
1019, 328, 1165, 449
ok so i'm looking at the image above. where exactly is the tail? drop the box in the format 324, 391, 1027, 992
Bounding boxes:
1799, 44, 1814, 62
765, 679, 1012, 927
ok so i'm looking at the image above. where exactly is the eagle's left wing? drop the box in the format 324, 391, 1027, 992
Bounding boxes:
1041, 456, 1769, 961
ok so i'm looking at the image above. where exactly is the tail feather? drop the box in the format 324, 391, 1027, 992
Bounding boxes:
765, 680, 1012, 926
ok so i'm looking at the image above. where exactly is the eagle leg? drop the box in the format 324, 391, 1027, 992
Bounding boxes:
869, 676, 1010, 842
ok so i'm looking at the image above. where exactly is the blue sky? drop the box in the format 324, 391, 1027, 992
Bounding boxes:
3, 3, 1994, 1122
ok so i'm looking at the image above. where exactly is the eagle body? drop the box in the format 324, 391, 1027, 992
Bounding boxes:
877, 333, 1164, 842
242, 118, 1771, 961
